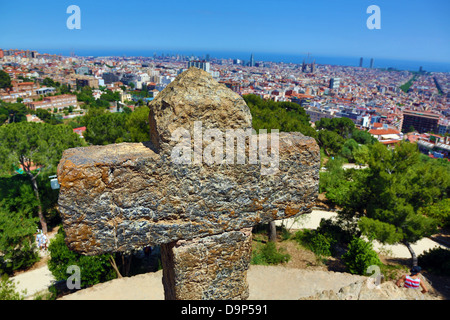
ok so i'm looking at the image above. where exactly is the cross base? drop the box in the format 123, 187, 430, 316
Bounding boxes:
161, 228, 252, 300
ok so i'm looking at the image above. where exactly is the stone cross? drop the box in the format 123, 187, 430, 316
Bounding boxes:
57, 67, 319, 299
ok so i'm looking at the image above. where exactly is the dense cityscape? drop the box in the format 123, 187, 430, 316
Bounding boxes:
1, 48, 449, 158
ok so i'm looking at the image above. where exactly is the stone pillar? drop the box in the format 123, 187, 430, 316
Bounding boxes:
161, 228, 252, 300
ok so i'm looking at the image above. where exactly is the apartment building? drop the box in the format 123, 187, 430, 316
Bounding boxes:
401, 109, 440, 134
187, 60, 210, 73
26, 94, 78, 112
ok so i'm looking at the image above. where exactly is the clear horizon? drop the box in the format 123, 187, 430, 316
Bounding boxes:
5, 46, 450, 73
1, 0, 449, 65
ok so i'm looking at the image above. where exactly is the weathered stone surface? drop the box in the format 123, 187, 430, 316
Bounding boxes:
57, 67, 320, 300
161, 228, 252, 300
57, 132, 319, 255
301, 278, 441, 300
149, 67, 252, 152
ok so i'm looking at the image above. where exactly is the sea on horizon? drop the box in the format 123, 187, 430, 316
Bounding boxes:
42, 48, 450, 73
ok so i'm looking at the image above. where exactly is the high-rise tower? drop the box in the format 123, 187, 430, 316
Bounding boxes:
249, 53, 255, 67
359, 57, 363, 67
310, 59, 316, 73
370, 58, 374, 68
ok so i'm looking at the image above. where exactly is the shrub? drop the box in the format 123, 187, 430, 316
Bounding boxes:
316, 218, 356, 246
0, 274, 26, 300
251, 242, 290, 265
294, 229, 334, 257
419, 247, 450, 276
48, 228, 116, 288
308, 232, 333, 257
342, 237, 381, 275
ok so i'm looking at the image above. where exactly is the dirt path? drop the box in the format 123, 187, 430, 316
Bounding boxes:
59, 265, 367, 300
11, 264, 55, 298
10, 228, 58, 298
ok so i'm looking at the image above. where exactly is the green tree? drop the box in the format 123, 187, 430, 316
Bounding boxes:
353, 144, 370, 166
316, 117, 355, 139
0, 70, 12, 89
76, 86, 94, 104
60, 84, 70, 94
418, 199, 450, 228
0, 173, 59, 224
0, 102, 28, 124
125, 106, 150, 142
351, 128, 377, 145
399, 75, 416, 93
319, 156, 360, 206
100, 90, 120, 102
294, 229, 335, 257
340, 138, 359, 162
317, 130, 345, 156
42, 77, 56, 88
34, 108, 63, 125
419, 247, 450, 276
243, 94, 316, 138
48, 228, 116, 288
340, 142, 448, 266
0, 123, 85, 233
84, 112, 129, 145
0, 209, 39, 275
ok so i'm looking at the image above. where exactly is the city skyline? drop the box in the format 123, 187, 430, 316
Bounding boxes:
1, 0, 449, 66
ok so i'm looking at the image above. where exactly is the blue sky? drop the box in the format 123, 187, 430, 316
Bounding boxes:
1, 0, 449, 63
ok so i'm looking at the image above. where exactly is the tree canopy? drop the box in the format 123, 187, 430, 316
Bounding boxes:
0, 209, 39, 274
315, 117, 355, 139
0, 102, 28, 124
333, 141, 449, 266
317, 130, 345, 157
0, 122, 85, 232
243, 94, 316, 138
0, 122, 85, 173
0, 70, 12, 89
82, 106, 150, 145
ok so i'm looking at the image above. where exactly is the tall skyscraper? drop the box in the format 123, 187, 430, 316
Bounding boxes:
249, 53, 255, 67
359, 57, 363, 67
370, 58, 374, 69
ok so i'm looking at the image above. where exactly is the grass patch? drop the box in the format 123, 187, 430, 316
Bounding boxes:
251, 241, 291, 266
